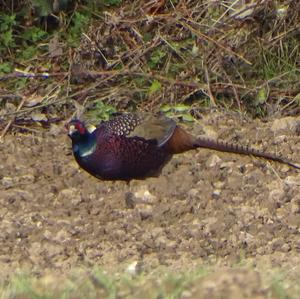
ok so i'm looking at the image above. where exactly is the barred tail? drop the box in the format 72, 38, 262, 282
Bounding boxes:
194, 137, 300, 170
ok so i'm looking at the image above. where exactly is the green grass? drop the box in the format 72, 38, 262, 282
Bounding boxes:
0, 266, 299, 299
0, 267, 205, 299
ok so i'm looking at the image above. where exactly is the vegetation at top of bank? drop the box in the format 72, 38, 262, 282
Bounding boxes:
0, 0, 300, 133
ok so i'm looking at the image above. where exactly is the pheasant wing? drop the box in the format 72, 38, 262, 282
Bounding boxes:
100, 113, 176, 146
128, 113, 176, 146
100, 113, 142, 136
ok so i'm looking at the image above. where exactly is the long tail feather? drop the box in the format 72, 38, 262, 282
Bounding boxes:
194, 137, 300, 170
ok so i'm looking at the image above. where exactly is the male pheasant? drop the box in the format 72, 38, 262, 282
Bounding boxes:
67, 112, 299, 181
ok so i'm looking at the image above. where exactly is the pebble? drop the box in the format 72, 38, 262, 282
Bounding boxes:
58, 188, 82, 205
212, 189, 221, 198
213, 181, 225, 189
284, 176, 300, 186
125, 192, 136, 209
206, 154, 222, 167
281, 244, 291, 253
1, 177, 14, 188
137, 204, 153, 220
291, 195, 300, 214
134, 187, 156, 203
125, 260, 143, 275
49, 124, 62, 136
20, 174, 35, 184
271, 117, 297, 132
187, 188, 199, 198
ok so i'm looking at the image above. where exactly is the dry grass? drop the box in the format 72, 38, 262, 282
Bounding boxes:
1, 0, 300, 133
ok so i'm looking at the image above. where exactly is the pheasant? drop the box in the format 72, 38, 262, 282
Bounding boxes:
67, 112, 299, 181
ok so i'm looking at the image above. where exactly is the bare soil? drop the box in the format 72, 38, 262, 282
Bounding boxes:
1, 111, 300, 294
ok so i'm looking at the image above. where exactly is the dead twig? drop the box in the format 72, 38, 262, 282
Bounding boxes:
222, 69, 241, 110
179, 19, 252, 65
204, 65, 216, 107
0, 97, 26, 140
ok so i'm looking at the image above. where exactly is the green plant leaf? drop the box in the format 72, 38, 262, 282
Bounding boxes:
255, 87, 268, 106
181, 113, 194, 122
148, 80, 162, 95
173, 104, 190, 112
0, 62, 12, 74
148, 49, 167, 69
21, 46, 37, 60
15, 78, 27, 89
160, 104, 194, 122
32, 0, 53, 17
1, 30, 14, 47
0, 14, 16, 32
67, 12, 89, 47
160, 104, 172, 112
22, 27, 47, 42
86, 101, 117, 122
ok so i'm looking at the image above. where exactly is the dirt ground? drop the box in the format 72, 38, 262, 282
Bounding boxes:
1, 111, 300, 294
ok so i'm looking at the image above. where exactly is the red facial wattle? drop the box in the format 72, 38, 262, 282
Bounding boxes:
75, 122, 86, 135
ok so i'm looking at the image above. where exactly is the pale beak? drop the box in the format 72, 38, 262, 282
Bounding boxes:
68, 124, 76, 137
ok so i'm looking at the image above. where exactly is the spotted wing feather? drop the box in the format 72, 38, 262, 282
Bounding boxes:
99, 113, 177, 147
101, 113, 142, 136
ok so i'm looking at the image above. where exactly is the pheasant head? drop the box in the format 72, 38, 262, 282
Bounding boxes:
67, 120, 97, 158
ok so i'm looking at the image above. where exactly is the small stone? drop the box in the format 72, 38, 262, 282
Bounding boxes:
274, 135, 287, 143
49, 124, 62, 136
202, 217, 218, 234
134, 187, 156, 203
271, 117, 297, 132
201, 128, 218, 139
6, 189, 32, 201
54, 229, 70, 243
268, 189, 284, 202
137, 204, 153, 220
206, 154, 222, 168
270, 238, 284, 251
126, 261, 138, 275
212, 189, 221, 198
58, 188, 81, 204
284, 176, 300, 186
291, 196, 300, 214
151, 227, 164, 238
188, 188, 199, 198
280, 164, 290, 173
213, 181, 225, 189
1, 177, 14, 188
220, 162, 235, 171
232, 196, 243, 203
29, 242, 43, 262
20, 174, 35, 184
166, 240, 177, 251
155, 236, 167, 248
45, 243, 63, 258
113, 229, 126, 239
89, 194, 96, 200
44, 230, 52, 239
281, 243, 291, 252
126, 261, 144, 275
239, 232, 255, 246
125, 192, 136, 209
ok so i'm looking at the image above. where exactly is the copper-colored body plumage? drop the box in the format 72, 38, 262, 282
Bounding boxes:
67, 113, 299, 181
